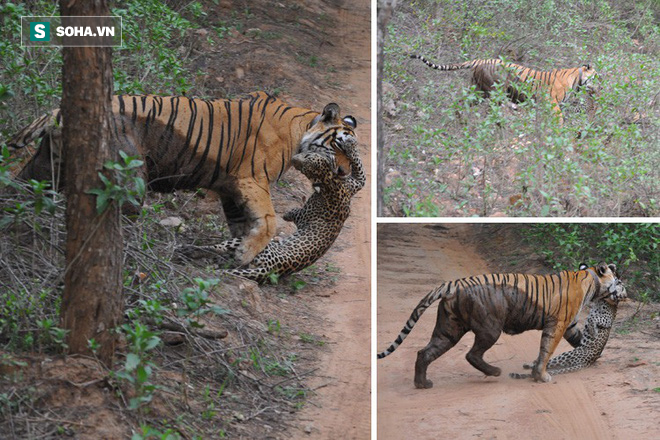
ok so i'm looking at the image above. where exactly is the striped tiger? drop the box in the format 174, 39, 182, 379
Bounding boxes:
410, 55, 597, 124
377, 262, 626, 388
509, 296, 619, 379
6, 91, 357, 264
206, 137, 365, 283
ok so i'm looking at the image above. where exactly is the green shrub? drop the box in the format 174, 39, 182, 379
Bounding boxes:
523, 223, 660, 301
382, 0, 660, 217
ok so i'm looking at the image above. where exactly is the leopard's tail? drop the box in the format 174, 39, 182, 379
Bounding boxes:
378, 282, 454, 359
6, 110, 61, 150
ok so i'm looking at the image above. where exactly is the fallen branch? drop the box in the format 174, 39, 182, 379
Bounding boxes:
154, 319, 228, 340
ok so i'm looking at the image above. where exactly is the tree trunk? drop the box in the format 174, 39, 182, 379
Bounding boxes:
377, 1, 396, 216
59, 0, 121, 366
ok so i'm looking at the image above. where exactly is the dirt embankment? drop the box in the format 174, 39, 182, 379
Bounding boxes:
377, 224, 660, 440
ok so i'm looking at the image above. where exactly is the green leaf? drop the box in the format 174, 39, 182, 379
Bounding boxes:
125, 353, 140, 371
144, 336, 161, 351
0, 216, 13, 228
136, 365, 149, 384
95, 192, 109, 213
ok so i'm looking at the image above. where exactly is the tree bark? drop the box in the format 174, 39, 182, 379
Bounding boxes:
59, 0, 121, 366
377, 1, 396, 216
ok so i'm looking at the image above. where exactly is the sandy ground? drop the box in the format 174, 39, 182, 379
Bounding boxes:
377, 224, 659, 440
291, 0, 371, 438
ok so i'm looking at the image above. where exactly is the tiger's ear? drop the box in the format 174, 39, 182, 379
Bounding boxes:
608, 263, 617, 275
596, 262, 608, 276
579, 263, 588, 271
583, 63, 591, 70
343, 115, 357, 129
321, 103, 340, 123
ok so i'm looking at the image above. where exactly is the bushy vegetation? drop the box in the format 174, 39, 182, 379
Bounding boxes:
381, 0, 659, 216
0, 0, 203, 141
0, 1, 334, 437
0, 149, 324, 437
523, 223, 660, 302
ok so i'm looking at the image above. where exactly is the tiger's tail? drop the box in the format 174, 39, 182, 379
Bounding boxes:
378, 282, 453, 359
409, 55, 497, 71
6, 110, 61, 150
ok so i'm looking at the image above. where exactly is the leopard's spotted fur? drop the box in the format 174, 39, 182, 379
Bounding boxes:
509, 297, 618, 379
209, 138, 365, 283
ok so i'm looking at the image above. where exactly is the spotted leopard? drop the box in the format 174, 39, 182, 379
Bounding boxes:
509, 296, 619, 379
207, 137, 365, 283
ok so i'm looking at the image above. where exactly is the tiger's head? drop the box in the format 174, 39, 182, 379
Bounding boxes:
578, 64, 598, 93
299, 103, 357, 176
580, 262, 627, 304
291, 151, 337, 186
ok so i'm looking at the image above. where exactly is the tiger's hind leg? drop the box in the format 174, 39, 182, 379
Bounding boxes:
465, 329, 502, 377
16, 131, 64, 190
415, 308, 467, 389
415, 336, 460, 389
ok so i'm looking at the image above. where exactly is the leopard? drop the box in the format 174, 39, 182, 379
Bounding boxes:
190, 137, 365, 283
509, 294, 619, 379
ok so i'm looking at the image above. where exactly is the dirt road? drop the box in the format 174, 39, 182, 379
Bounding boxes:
291, 0, 371, 438
377, 224, 659, 440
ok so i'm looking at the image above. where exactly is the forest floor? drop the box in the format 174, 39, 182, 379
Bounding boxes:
377, 224, 660, 440
0, 0, 371, 438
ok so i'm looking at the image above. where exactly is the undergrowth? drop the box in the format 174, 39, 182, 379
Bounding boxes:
0, 1, 337, 438
382, 0, 659, 216
0, 164, 327, 438
523, 223, 660, 302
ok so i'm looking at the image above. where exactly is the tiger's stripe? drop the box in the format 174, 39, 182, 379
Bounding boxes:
377, 284, 447, 359
379, 270, 599, 359
8, 91, 358, 264
410, 55, 597, 123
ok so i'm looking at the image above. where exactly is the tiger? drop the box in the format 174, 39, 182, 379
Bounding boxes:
410, 55, 597, 124
509, 295, 620, 379
199, 137, 365, 283
6, 91, 357, 264
377, 262, 626, 388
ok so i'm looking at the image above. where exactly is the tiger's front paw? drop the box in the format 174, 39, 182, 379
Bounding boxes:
236, 240, 260, 265
532, 370, 552, 383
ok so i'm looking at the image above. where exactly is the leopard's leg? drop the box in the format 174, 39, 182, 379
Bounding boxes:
283, 207, 303, 223
177, 237, 242, 260
206, 237, 242, 256
223, 267, 271, 284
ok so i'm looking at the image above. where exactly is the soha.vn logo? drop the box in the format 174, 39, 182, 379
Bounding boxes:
29, 21, 116, 40
29, 22, 50, 41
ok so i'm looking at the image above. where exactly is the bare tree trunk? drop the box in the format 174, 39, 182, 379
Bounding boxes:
377, 1, 396, 216
60, 0, 121, 366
